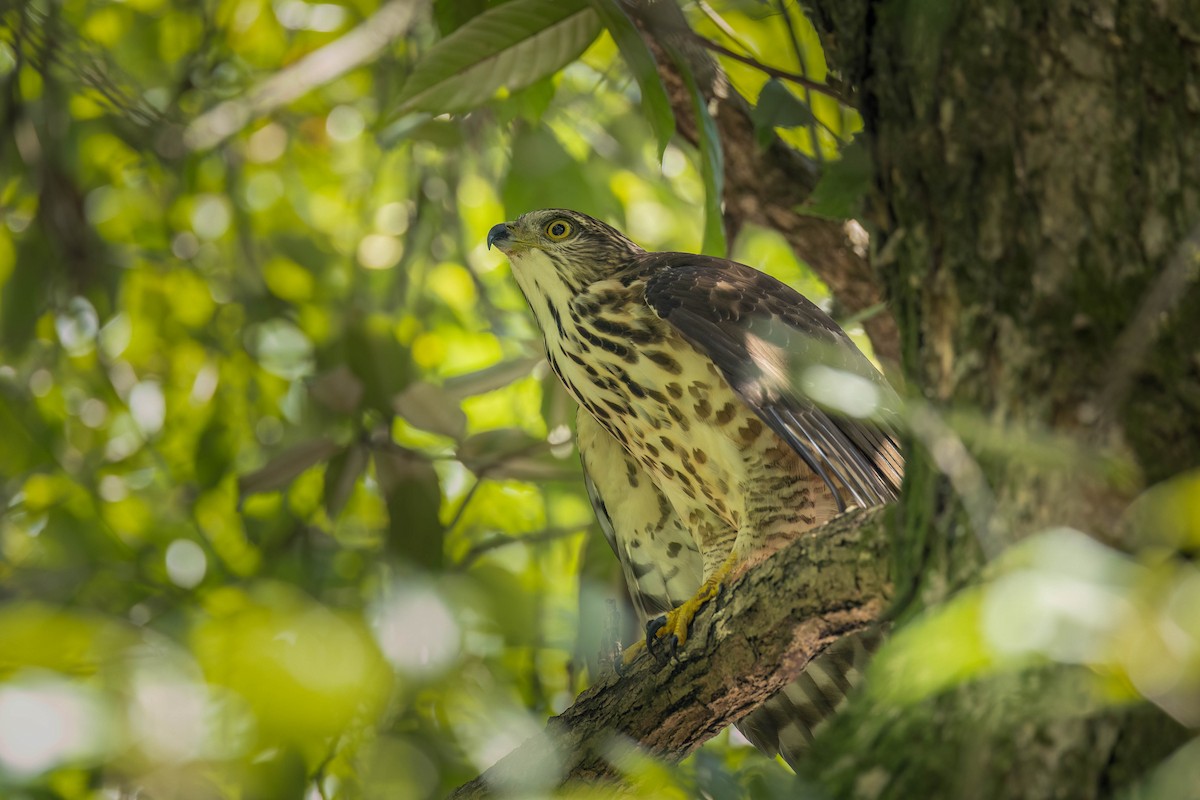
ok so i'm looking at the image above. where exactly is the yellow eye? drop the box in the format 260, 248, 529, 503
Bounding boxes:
545, 220, 572, 240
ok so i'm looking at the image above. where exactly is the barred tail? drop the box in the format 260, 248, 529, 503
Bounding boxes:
735, 627, 882, 769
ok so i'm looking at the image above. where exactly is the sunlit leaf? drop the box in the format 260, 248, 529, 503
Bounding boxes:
751, 79, 816, 148
392, 0, 601, 116
191, 584, 392, 742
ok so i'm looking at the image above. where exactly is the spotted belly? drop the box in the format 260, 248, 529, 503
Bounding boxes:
549, 324, 838, 567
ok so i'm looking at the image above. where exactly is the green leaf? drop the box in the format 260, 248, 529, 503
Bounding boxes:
443, 356, 541, 399
375, 449, 444, 570
1, 230, 52, 352
195, 413, 237, 490
673, 54, 725, 256
393, 381, 468, 440
392, 0, 601, 117
323, 443, 369, 518
586, 0, 674, 157
345, 318, 412, 417
501, 125, 622, 220
238, 438, 340, 497
433, 0, 489, 36
0, 387, 56, 478
751, 79, 817, 148
506, 75, 559, 123
456, 428, 578, 481
801, 138, 873, 220
308, 365, 365, 416
375, 112, 434, 148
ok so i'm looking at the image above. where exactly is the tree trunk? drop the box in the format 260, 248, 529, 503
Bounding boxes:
802, 0, 1200, 795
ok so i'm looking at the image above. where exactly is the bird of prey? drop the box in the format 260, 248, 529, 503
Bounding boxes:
487, 208, 903, 766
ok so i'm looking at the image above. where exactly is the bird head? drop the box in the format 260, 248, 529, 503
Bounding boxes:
487, 209, 643, 293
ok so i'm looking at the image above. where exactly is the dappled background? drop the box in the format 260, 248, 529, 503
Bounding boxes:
0, 1, 859, 797
4, 0, 1200, 798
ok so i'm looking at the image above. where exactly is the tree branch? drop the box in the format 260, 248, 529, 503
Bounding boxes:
448, 505, 893, 797
692, 35, 847, 102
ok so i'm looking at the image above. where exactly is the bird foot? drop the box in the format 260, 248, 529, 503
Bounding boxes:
617, 639, 646, 673
644, 567, 729, 664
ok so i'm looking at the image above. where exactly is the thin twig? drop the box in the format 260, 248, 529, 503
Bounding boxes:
184, 0, 422, 150
444, 477, 484, 535
907, 403, 1001, 561
694, 0, 757, 57
692, 34, 846, 102
775, 0, 826, 160
1094, 221, 1200, 425
455, 525, 589, 570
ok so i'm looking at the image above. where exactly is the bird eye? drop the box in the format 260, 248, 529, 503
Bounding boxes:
545, 220, 572, 240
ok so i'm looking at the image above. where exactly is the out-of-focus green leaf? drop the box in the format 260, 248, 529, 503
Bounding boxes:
1, 231, 51, 350
0, 387, 55, 477
0, 603, 135, 676
444, 356, 541, 399
751, 79, 816, 147
309, 365, 365, 415
375, 449, 444, 570
674, 54, 726, 256
238, 438, 340, 497
501, 125, 622, 220
1126, 467, 1200, 554
324, 442, 369, 519
392, 0, 601, 116
505, 75, 559, 124
586, 0, 674, 157
433, 0, 490, 36
394, 381, 468, 440
243, 746, 308, 800
457, 428, 577, 481
376, 112, 435, 147
346, 318, 413, 417
191, 584, 392, 743
195, 413, 237, 490
800, 138, 872, 220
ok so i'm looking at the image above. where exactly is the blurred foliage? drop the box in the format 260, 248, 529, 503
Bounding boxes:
0, 0, 844, 796
1, 0, 1195, 798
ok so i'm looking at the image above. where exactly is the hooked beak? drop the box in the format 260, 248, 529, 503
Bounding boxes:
487, 222, 513, 251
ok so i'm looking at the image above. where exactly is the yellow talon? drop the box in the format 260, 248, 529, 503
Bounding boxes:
647, 557, 735, 658
620, 638, 646, 668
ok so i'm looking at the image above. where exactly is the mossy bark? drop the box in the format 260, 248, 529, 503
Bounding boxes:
802, 0, 1200, 795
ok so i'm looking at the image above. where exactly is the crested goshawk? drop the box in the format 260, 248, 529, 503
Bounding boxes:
487, 209, 903, 767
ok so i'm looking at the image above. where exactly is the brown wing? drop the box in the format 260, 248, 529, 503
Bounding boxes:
641, 254, 903, 509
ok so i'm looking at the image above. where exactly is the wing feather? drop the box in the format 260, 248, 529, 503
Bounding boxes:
641, 255, 903, 508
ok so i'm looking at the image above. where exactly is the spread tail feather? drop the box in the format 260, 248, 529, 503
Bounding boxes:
735, 627, 883, 770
